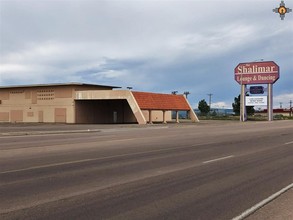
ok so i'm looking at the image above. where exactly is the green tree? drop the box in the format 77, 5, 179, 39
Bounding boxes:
232, 95, 241, 115
232, 94, 255, 116
198, 99, 210, 116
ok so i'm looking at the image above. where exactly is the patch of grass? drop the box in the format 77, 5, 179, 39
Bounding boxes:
273, 114, 293, 120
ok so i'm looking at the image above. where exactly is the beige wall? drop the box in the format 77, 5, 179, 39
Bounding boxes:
142, 110, 172, 122
0, 86, 76, 123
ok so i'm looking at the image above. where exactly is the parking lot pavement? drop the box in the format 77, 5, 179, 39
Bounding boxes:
246, 189, 293, 220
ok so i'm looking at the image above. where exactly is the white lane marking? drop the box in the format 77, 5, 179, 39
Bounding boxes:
284, 141, 293, 145
0, 142, 215, 174
203, 155, 234, 164
232, 183, 293, 220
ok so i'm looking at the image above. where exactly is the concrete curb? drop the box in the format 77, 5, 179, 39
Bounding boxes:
0, 125, 170, 137
0, 129, 101, 137
232, 183, 293, 220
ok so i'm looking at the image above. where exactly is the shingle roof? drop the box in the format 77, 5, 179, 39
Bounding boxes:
132, 91, 190, 110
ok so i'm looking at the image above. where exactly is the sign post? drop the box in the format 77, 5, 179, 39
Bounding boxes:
234, 61, 279, 122
267, 84, 273, 121
240, 84, 247, 122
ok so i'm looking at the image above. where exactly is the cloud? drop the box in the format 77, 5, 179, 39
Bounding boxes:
0, 0, 292, 108
274, 93, 293, 109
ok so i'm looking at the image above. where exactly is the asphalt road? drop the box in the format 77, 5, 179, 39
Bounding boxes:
0, 121, 292, 220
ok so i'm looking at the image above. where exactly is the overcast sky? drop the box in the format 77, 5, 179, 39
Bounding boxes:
0, 0, 292, 109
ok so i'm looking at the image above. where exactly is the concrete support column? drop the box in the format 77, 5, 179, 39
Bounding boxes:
163, 110, 167, 124
267, 84, 273, 121
148, 110, 153, 124
240, 84, 247, 122
176, 111, 179, 123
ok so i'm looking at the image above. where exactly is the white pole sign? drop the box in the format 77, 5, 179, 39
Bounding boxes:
246, 96, 267, 106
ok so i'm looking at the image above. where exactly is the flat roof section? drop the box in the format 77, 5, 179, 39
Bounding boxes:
0, 82, 121, 89
132, 91, 190, 111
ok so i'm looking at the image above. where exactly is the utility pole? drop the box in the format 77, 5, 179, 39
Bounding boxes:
207, 93, 213, 109
289, 100, 293, 117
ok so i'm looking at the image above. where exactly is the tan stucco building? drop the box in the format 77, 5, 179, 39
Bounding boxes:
0, 83, 198, 124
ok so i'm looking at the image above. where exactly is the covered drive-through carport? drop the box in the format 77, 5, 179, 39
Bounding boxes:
75, 99, 136, 124
75, 90, 198, 124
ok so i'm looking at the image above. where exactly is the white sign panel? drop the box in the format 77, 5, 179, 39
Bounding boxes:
246, 96, 267, 106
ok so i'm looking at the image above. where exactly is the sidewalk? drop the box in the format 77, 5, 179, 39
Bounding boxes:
0, 123, 170, 136
246, 189, 293, 220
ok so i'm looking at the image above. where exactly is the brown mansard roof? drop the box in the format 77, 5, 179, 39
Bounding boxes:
132, 91, 190, 111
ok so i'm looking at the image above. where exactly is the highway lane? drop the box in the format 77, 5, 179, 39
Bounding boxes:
0, 121, 292, 219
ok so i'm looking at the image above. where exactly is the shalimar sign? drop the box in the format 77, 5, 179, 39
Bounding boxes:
234, 61, 279, 85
